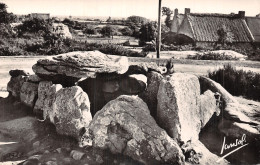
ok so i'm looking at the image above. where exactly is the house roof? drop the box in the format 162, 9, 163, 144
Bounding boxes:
185, 13, 254, 42
176, 14, 185, 25
246, 17, 260, 42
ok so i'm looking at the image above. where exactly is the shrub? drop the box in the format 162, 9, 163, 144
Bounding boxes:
208, 64, 260, 101
0, 45, 24, 56
17, 18, 52, 35
187, 52, 239, 60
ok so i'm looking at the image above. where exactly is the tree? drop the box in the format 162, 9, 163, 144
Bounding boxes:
101, 25, 116, 38
162, 7, 173, 29
120, 27, 133, 36
126, 16, 149, 25
83, 26, 97, 36
106, 16, 112, 22
62, 18, 75, 28
139, 22, 157, 46
17, 18, 52, 35
217, 25, 234, 46
0, 3, 16, 24
128, 23, 140, 38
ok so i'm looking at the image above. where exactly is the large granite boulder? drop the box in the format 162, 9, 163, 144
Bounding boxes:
200, 90, 219, 128
125, 62, 161, 75
83, 95, 185, 165
20, 82, 38, 107
157, 73, 201, 143
34, 81, 62, 118
139, 71, 164, 118
32, 51, 129, 81
46, 86, 92, 140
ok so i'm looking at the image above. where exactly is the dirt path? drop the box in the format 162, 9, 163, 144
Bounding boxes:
1, 56, 260, 98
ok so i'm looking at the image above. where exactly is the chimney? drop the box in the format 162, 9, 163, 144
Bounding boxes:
174, 8, 178, 16
238, 11, 245, 18
185, 8, 190, 15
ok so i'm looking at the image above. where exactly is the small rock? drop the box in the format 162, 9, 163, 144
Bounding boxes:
70, 150, 85, 160
28, 155, 42, 161
50, 157, 57, 161
63, 157, 72, 163
33, 141, 40, 149
95, 154, 104, 164
44, 150, 50, 154
55, 148, 62, 154
45, 161, 57, 165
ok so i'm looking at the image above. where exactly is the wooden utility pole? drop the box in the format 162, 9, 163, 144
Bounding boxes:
157, 0, 162, 59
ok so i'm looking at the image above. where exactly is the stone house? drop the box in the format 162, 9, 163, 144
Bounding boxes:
169, 8, 255, 47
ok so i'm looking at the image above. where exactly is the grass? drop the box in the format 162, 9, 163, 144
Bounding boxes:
208, 64, 260, 101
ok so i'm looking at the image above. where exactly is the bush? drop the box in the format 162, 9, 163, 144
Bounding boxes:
17, 18, 52, 36
187, 52, 239, 60
208, 64, 260, 101
0, 45, 24, 56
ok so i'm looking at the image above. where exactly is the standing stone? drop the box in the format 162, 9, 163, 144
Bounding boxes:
7, 75, 27, 98
85, 95, 185, 165
34, 81, 62, 118
42, 84, 63, 120
157, 73, 201, 143
200, 90, 219, 128
20, 82, 38, 107
139, 71, 163, 118
49, 86, 92, 140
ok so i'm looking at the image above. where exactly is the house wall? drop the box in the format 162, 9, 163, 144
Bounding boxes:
196, 41, 253, 50
170, 15, 179, 33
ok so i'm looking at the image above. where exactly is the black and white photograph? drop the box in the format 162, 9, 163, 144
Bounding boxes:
0, 0, 260, 164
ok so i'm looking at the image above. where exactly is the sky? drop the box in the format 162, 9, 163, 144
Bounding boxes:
1, 0, 260, 19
